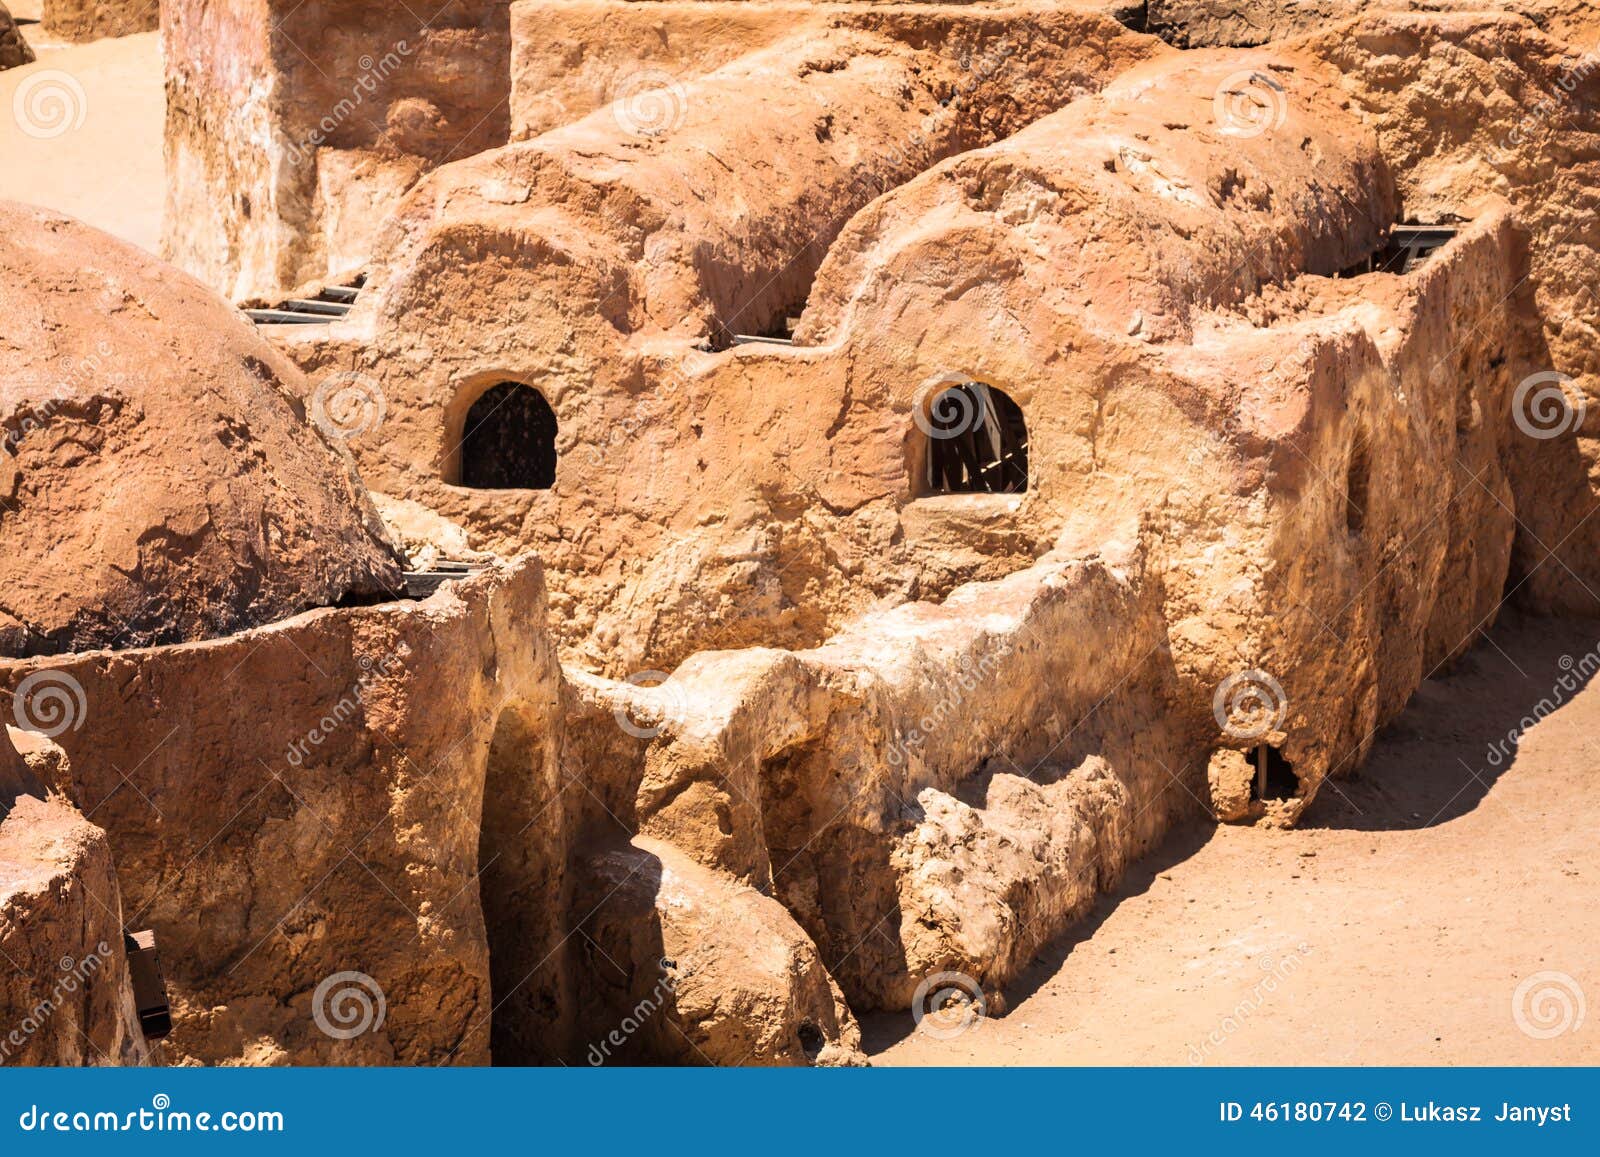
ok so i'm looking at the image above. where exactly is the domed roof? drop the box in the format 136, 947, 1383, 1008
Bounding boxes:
0, 202, 403, 658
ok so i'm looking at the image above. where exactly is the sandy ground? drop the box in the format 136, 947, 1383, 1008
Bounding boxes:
868, 612, 1600, 1065
0, 27, 163, 253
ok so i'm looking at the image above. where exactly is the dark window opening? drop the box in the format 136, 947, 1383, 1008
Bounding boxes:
1246, 745, 1298, 802
1114, 2, 1149, 34
1345, 434, 1370, 535
797, 1021, 825, 1062
1336, 223, 1460, 279
715, 238, 828, 349
459, 381, 557, 490
724, 305, 805, 348
124, 930, 172, 1041
920, 382, 1029, 495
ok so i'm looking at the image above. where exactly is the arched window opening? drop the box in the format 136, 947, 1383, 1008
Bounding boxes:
458, 381, 557, 490
919, 381, 1029, 496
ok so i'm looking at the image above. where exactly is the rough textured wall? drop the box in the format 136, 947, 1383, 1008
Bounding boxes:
543, 72, 1521, 1006
163, 0, 516, 299
287, 42, 1395, 690
255, 38, 1538, 1027
1303, 12, 1600, 615
42, 0, 158, 41
161, 0, 277, 298
1, 734, 149, 1066
275, 8, 1169, 675
1181, 213, 1522, 815
510, 0, 835, 140
561, 210, 1525, 1008
801, 67, 1522, 820
567, 543, 1195, 1010
1148, 0, 1376, 46
1147, 0, 1600, 46
574, 836, 863, 1065
137, 4, 1600, 1048
0, 561, 562, 1065
159, 0, 1157, 300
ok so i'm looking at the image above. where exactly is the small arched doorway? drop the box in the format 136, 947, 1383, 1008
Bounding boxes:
917, 380, 1029, 495
457, 381, 558, 489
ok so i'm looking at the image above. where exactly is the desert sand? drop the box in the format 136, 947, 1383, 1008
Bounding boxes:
0, 29, 161, 253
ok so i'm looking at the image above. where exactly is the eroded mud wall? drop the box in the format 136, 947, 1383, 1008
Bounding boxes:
43, 0, 158, 41
1306, 12, 1600, 615
0, 562, 562, 1065
163, 0, 515, 299
1, 738, 148, 1068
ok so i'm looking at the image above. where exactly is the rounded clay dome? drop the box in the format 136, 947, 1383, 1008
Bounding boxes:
0, 202, 403, 658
